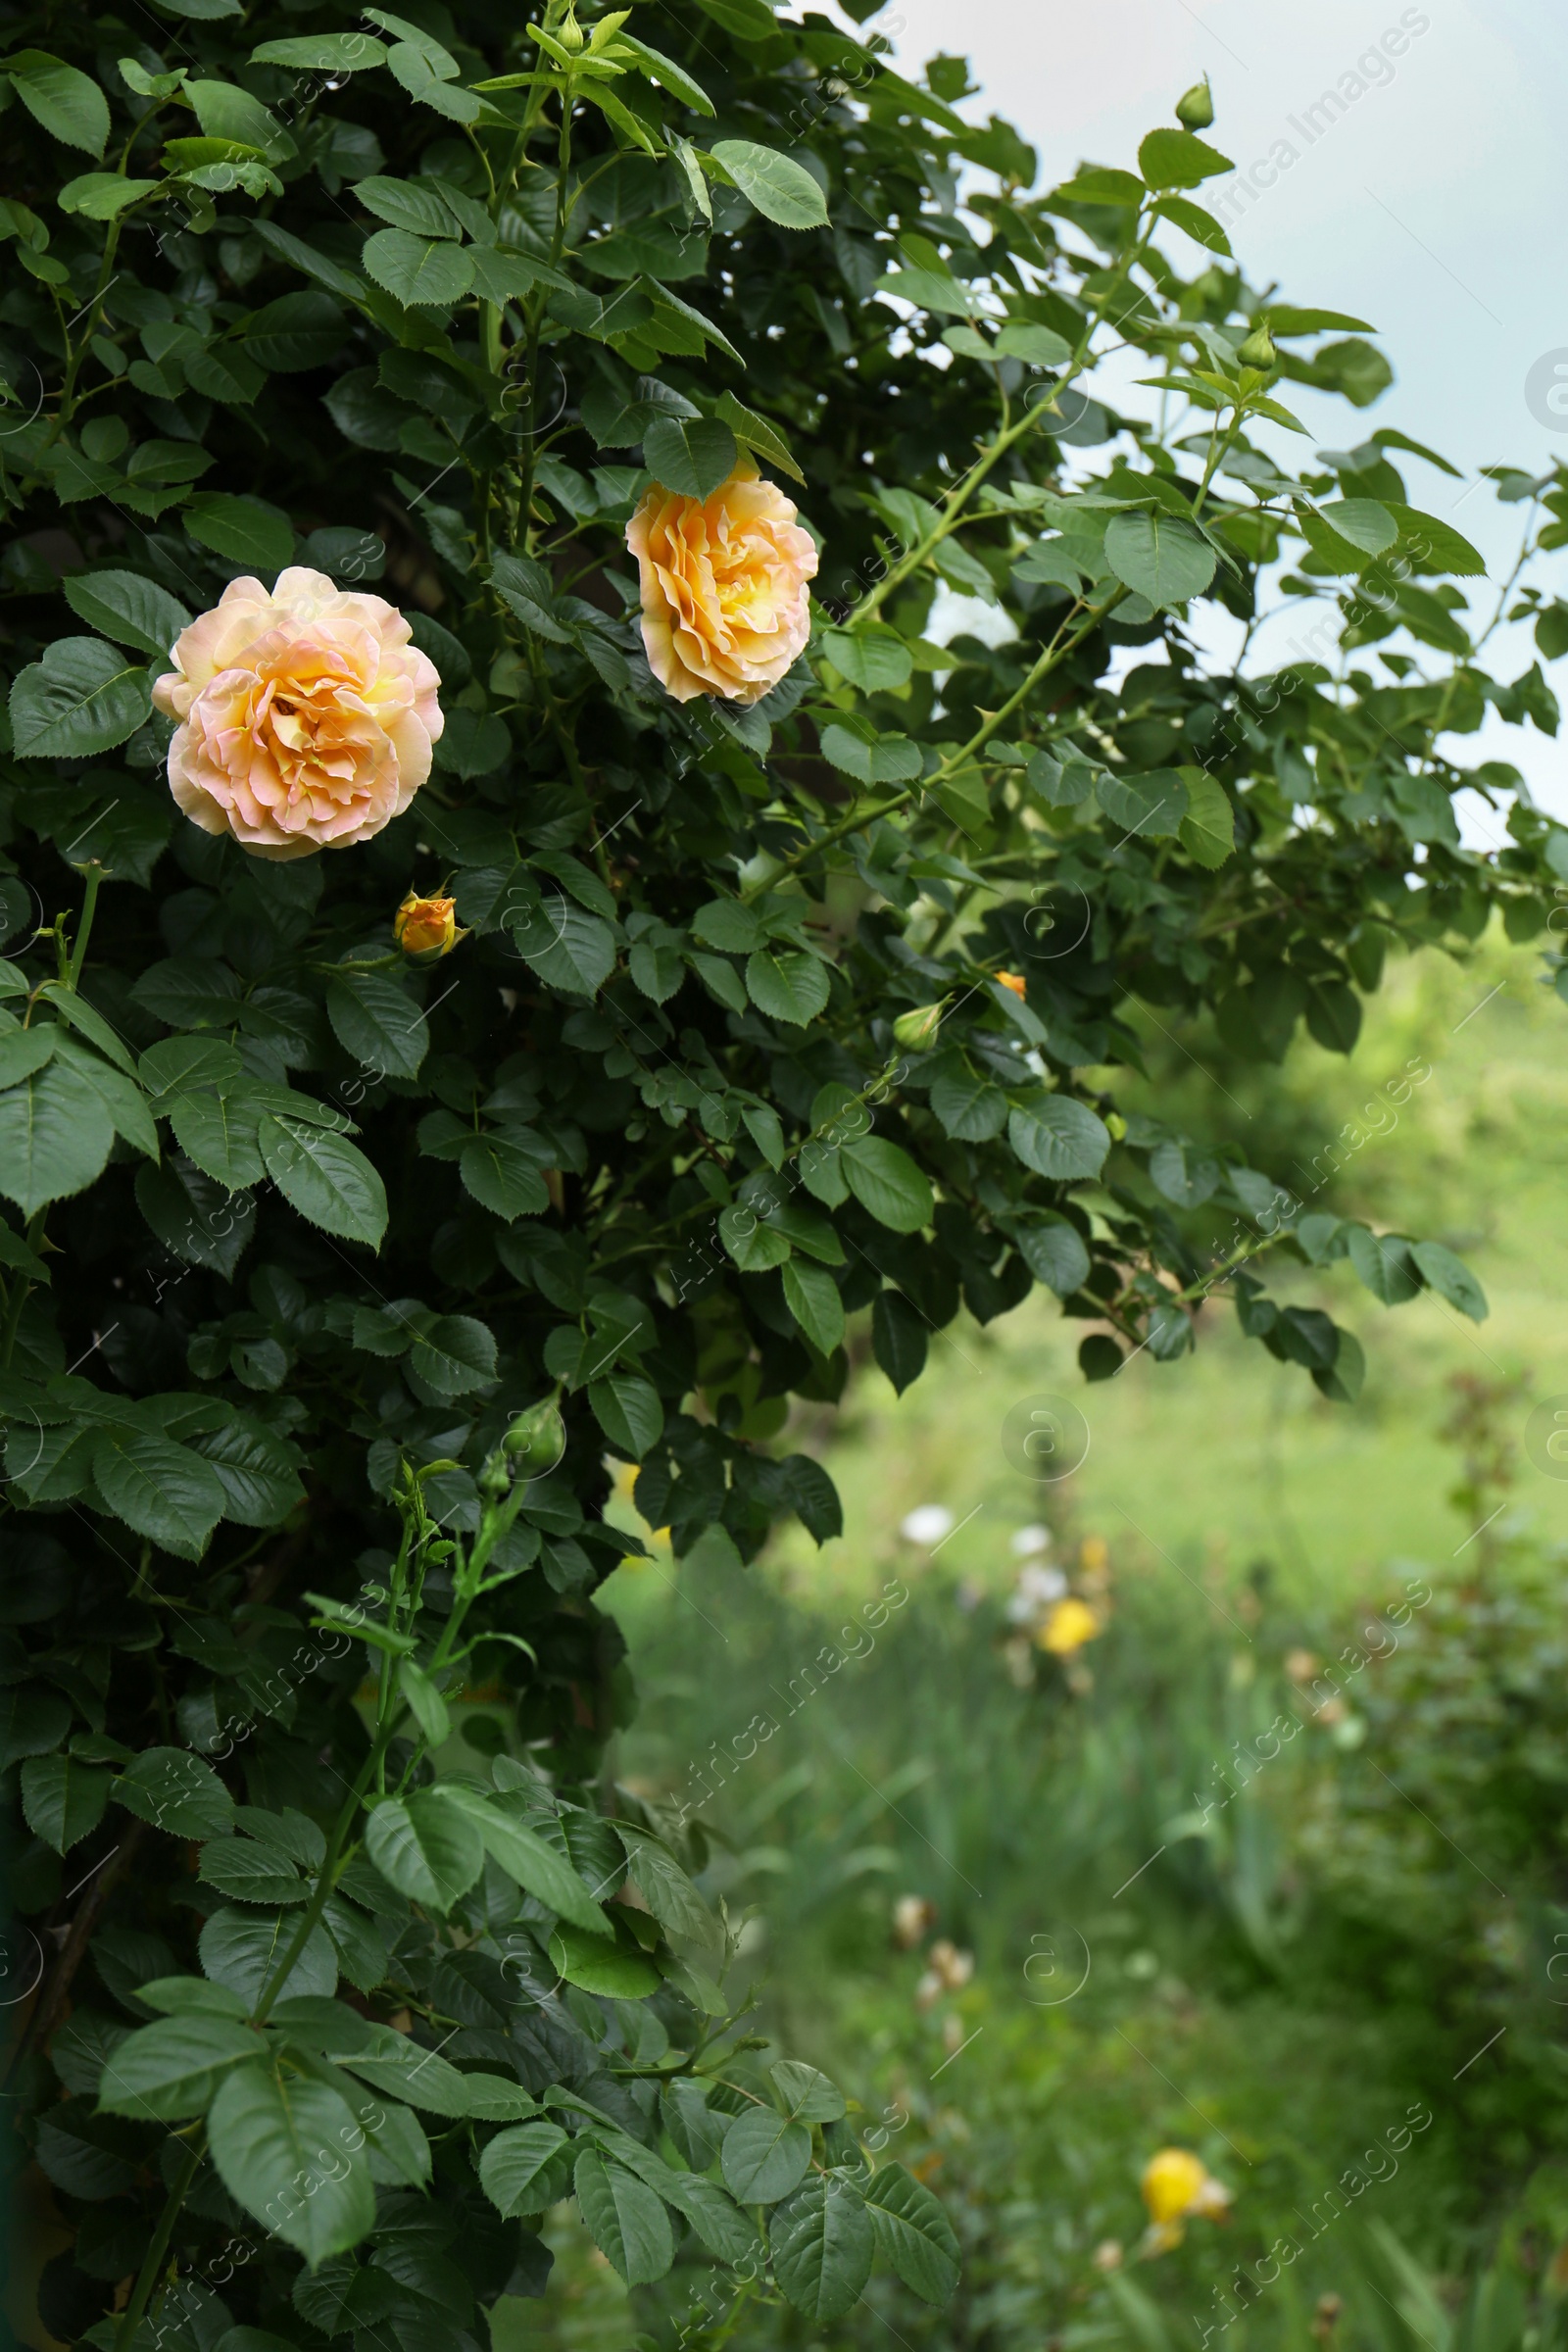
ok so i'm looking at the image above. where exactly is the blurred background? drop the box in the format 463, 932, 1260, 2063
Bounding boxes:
509, 10, 1568, 2348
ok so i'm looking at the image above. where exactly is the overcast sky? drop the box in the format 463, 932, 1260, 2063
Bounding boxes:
829, 0, 1568, 823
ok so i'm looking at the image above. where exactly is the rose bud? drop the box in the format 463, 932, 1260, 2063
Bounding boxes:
395, 893, 465, 957
1175, 78, 1214, 129
893, 1000, 949, 1051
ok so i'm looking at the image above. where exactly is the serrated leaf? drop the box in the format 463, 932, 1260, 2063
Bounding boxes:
745, 948, 830, 1026
841, 1137, 931, 1232
325, 969, 428, 1080
365, 1789, 484, 1912
259, 1116, 387, 1248
21, 1752, 111, 1853
1178, 767, 1235, 866
1008, 1095, 1111, 1182
431, 1782, 612, 1935
643, 414, 739, 497
182, 495, 295, 572
363, 226, 474, 308
818, 721, 923, 784
62, 569, 191, 659
721, 2106, 812, 2203
209, 2060, 374, 2264
513, 897, 616, 997
4, 49, 110, 155
1137, 127, 1235, 188
1103, 510, 1215, 608
480, 2121, 571, 2217
1011, 1215, 1091, 1298
864, 2160, 961, 2304
575, 2150, 675, 2283
9, 637, 151, 758
549, 1921, 660, 1996
770, 2174, 873, 2321
115, 1747, 235, 1839
1412, 1239, 1488, 1322
93, 1427, 227, 1559
710, 138, 829, 229
460, 1131, 550, 1219
97, 2013, 263, 2121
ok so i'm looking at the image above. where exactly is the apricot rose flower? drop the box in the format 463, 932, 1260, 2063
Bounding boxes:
625, 463, 817, 706
152, 567, 443, 861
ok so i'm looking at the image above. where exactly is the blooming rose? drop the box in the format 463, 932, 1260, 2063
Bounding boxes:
153, 567, 443, 861
625, 463, 816, 706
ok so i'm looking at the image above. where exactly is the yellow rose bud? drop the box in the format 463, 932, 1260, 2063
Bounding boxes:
394, 893, 464, 957
1141, 2148, 1208, 2225
996, 970, 1028, 999
1037, 1596, 1100, 1656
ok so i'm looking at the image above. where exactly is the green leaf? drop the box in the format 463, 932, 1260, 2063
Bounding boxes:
1412, 1239, 1489, 1322
714, 388, 804, 483
461, 1131, 550, 1219
258, 1117, 387, 1248
770, 2175, 874, 2322
363, 226, 474, 308
819, 624, 912, 692
782, 1255, 846, 1357
841, 1138, 932, 1232
325, 969, 428, 1080
710, 137, 828, 228
97, 2013, 263, 2121
170, 1090, 265, 1189
643, 414, 739, 498
1312, 1326, 1366, 1405
201, 1907, 336, 2005
871, 1290, 927, 1394
745, 949, 830, 1026
818, 720, 923, 784
589, 1371, 663, 1460
574, 2150, 675, 2283
209, 2060, 375, 2264
720, 2106, 812, 2204
480, 2121, 571, 2217
397, 1657, 451, 1748
407, 1313, 497, 1400
195, 1415, 305, 1528
930, 1063, 1007, 1142
0, 1030, 56, 1088
1152, 194, 1231, 254
3, 49, 110, 155
1102, 510, 1215, 607
1008, 1096, 1111, 1182
1383, 502, 1486, 577
58, 172, 161, 219
513, 897, 616, 997
199, 1838, 308, 1907
115, 1747, 235, 1839
250, 31, 388, 69
1137, 127, 1235, 188
1178, 768, 1235, 867
9, 637, 152, 758
1012, 1215, 1091, 1298
93, 1426, 227, 1557
365, 1788, 485, 1911
358, 173, 464, 238
615, 1823, 718, 1945
1347, 1225, 1423, 1306
864, 2160, 961, 2304
21, 1752, 111, 1853
439, 1787, 612, 1934
771, 2060, 847, 2123
548, 1921, 660, 1996
182, 495, 295, 573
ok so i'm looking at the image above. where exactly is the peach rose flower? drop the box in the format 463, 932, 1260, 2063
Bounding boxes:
625, 463, 817, 706
152, 566, 444, 861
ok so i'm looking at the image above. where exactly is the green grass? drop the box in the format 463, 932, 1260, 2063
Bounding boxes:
561, 923, 1568, 2351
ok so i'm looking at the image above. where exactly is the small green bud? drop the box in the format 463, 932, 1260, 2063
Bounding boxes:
555, 10, 585, 52
477, 1453, 511, 1499
502, 1399, 566, 1481
1238, 320, 1277, 370
1175, 77, 1214, 131
1104, 1110, 1127, 1142
893, 999, 949, 1052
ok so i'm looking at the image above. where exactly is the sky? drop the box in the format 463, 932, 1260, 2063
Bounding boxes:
818, 0, 1568, 825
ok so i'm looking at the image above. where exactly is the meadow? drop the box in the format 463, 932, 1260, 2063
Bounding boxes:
510, 921, 1568, 2351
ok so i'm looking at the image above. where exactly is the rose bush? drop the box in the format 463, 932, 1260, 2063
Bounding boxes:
1, 2, 1566, 2348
